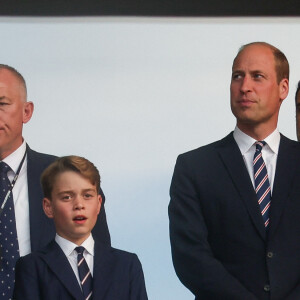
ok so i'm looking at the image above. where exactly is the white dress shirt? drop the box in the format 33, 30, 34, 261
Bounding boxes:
233, 126, 280, 193
55, 234, 95, 288
3, 141, 31, 256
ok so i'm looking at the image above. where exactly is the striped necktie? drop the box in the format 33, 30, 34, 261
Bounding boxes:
0, 162, 20, 300
75, 246, 93, 300
253, 141, 271, 228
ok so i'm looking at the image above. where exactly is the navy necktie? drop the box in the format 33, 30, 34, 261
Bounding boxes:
75, 246, 93, 300
253, 141, 271, 228
0, 162, 19, 300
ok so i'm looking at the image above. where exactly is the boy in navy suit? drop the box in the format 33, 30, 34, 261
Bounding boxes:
13, 156, 148, 300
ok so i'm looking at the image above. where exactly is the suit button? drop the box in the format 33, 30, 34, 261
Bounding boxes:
267, 252, 273, 258
264, 285, 270, 292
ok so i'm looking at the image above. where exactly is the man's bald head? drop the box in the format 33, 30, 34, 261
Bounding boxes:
233, 42, 289, 84
0, 65, 33, 159
0, 64, 27, 102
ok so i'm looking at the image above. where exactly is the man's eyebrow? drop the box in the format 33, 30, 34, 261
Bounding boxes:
0, 96, 10, 101
232, 69, 244, 74
249, 69, 265, 74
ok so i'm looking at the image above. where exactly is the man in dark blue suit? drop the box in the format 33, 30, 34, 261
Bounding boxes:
169, 42, 300, 299
13, 156, 147, 300
0, 65, 110, 299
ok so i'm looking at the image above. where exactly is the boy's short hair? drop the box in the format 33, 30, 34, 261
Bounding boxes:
41, 155, 101, 199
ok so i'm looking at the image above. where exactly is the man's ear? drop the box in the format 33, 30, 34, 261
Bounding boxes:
97, 195, 102, 216
23, 101, 34, 124
279, 78, 289, 102
43, 197, 54, 219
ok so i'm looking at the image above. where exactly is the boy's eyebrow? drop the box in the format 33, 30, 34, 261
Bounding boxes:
82, 188, 97, 193
56, 188, 97, 195
56, 190, 74, 195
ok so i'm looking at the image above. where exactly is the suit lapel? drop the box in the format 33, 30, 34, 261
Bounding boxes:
217, 133, 266, 240
92, 242, 115, 299
268, 135, 299, 238
40, 241, 84, 300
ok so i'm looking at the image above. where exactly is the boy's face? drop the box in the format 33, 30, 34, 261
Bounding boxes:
43, 170, 102, 245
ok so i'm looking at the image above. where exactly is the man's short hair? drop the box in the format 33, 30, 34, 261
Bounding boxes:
0, 64, 27, 99
41, 156, 101, 199
233, 42, 289, 84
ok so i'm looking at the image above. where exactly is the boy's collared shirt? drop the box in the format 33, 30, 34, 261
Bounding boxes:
55, 233, 95, 288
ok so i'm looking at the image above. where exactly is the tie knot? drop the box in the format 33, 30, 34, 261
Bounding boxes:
75, 246, 85, 256
0, 161, 11, 176
255, 141, 266, 152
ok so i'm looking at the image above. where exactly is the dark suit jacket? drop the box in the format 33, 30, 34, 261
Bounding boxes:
26, 145, 110, 251
169, 133, 300, 300
13, 240, 148, 300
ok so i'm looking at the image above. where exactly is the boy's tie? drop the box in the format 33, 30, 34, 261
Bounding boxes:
75, 246, 93, 300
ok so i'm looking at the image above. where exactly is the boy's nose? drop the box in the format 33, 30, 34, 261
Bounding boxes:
74, 197, 84, 209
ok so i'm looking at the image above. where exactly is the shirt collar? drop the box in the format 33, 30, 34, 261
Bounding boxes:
55, 233, 95, 257
2, 140, 27, 174
233, 126, 280, 155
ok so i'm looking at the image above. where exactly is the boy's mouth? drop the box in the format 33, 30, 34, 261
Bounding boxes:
73, 215, 87, 223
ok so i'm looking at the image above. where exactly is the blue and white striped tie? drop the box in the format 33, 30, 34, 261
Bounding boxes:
75, 246, 93, 300
253, 141, 271, 228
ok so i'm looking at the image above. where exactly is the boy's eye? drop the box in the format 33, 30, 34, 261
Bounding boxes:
62, 195, 71, 201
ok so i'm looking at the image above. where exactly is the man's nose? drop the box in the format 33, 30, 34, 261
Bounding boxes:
240, 75, 252, 94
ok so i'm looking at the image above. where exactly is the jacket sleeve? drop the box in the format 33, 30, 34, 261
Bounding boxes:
130, 254, 148, 300
168, 154, 257, 300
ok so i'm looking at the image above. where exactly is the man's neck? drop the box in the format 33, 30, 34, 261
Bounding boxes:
0, 139, 24, 160
236, 122, 277, 141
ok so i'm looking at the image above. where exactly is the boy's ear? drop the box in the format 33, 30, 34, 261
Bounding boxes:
43, 198, 54, 219
97, 195, 102, 215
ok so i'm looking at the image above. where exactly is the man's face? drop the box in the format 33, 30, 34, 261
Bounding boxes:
230, 45, 288, 134
296, 92, 300, 141
43, 171, 102, 245
0, 69, 33, 159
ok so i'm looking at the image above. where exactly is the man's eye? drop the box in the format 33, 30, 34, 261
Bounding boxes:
254, 74, 263, 79
0, 102, 8, 106
232, 74, 242, 80
84, 194, 92, 199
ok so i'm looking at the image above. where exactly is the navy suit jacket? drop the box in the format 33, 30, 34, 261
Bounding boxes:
13, 240, 148, 300
26, 145, 110, 251
169, 133, 300, 300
